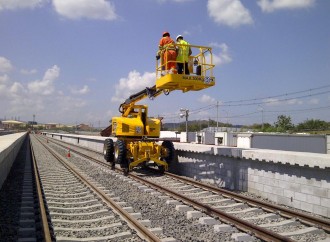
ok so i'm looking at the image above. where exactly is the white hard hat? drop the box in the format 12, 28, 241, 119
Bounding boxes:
176, 35, 183, 41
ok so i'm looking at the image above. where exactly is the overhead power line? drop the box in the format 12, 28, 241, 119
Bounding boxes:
222, 84, 330, 104
160, 84, 330, 120
222, 90, 330, 107
188, 90, 330, 114
264, 105, 330, 114
198, 105, 330, 122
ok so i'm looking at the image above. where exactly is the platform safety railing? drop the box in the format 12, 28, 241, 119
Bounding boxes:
156, 44, 215, 79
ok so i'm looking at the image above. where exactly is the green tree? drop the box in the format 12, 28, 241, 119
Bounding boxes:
263, 123, 276, 132
296, 119, 329, 132
274, 115, 294, 132
249, 122, 274, 132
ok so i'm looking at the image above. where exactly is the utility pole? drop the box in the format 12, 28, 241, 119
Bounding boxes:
33, 114, 35, 132
258, 105, 264, 130
216, 101, 219, 131
223, 110, 229, 125
180, 108, 189, 142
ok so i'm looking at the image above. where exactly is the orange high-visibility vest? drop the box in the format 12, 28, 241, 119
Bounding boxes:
159, 37, 176, 52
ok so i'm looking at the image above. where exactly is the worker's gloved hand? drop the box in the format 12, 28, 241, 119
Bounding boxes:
156, 55, 160, 60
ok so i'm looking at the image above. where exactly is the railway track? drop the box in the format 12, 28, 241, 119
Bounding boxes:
31, 135, 170, 241
0, 135, 52, 241
38, 134, 330, 241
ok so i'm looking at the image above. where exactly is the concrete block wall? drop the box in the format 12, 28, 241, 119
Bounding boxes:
78, 138, 107, 152
242, 160, 330, 217
175, 146, 330, 218
48, 133, 109, 153
43, 133, 330, 218
173, 151, 237, 190
0, 132, 27, 189
0, 131, 14, 136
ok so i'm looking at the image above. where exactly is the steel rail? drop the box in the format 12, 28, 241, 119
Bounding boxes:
129, 173, 293, 242
59, 133, 329, 232
42, 136, 330, 240
165, 172, 330, 232
29, 136, 52, 242
33, 135, 161, 242
42, 137, 289, 241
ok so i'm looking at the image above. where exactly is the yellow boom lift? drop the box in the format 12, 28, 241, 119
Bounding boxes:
101, 44, 215, 174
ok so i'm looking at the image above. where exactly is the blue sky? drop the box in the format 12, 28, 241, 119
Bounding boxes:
0, 0, 329, 127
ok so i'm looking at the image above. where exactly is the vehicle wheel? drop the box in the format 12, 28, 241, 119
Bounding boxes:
161, 140, 175, 163
103, 139, 114, 163
123, 168, 129, 176
158, 165, 165, 174
114, 140, 129, 169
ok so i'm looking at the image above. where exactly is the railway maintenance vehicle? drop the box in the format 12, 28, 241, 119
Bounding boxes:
101, 44, 216, 174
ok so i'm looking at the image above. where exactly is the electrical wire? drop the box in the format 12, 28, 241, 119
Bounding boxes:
221, 84, 330, 104
160, 85, 330, 120
222, 90, 330, 107
200, 106, 330, 121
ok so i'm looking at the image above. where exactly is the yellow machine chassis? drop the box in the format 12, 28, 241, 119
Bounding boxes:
156, 74, 215, 93
102, 44, 216, 174
127, 140, 168, 171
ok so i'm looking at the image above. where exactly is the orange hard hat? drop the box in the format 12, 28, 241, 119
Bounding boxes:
162, 31, 170, 37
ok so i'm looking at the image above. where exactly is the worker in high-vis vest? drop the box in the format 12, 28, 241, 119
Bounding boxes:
156, 32, 177, 74
176, 35, 192, 75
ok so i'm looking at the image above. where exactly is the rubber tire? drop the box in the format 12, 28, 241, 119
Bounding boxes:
158, 165, 165, 174
114, 140, 129, 169
161, 140, 175, 162
158, 140, 175, 173
103, 139, 114, 163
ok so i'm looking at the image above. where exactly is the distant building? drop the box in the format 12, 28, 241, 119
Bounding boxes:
1, 120, 25, 129
202, 126, 244, 132
77, 123, 91, 131
45, 123, 58, 129
236, 132, 330, 154
28, 121, 38, 125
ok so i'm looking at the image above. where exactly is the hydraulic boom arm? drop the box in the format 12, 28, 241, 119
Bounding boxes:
119, 85, 169, 117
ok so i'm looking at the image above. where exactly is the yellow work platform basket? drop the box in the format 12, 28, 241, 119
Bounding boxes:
156, 44, 215, 93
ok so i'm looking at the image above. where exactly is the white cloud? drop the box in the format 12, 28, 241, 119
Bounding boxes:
21, 68, 37, 75
0, 64, 93, 123
0, 75, 9, 93
88, 78, 97, 83
264, 98, 303, 106
287, 98, 303, 105
0, 0, 46, 11
55, 95, 87, 111
71, 85, 90, 95
157, 0, 193, 3
9, 82, 25, 94
52, 0, 117, 20
0, 56, 13, 73
111, 70, 155, 103
257, 0, 315, 13
28, 65, 60, 95
0, 74, 9, 84
198, 94, 216, 104
207, 0, 253, 27
209, 43, 232, 66
308, 98, 319, 105
264, 98, 281, 106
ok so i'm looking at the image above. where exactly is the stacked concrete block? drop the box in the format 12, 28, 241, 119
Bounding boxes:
0, 132, 27, 189
42, 132, 330, 217
239, 158, 330, 217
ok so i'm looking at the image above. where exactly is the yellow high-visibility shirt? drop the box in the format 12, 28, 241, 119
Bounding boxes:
176, 39, 190, 63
